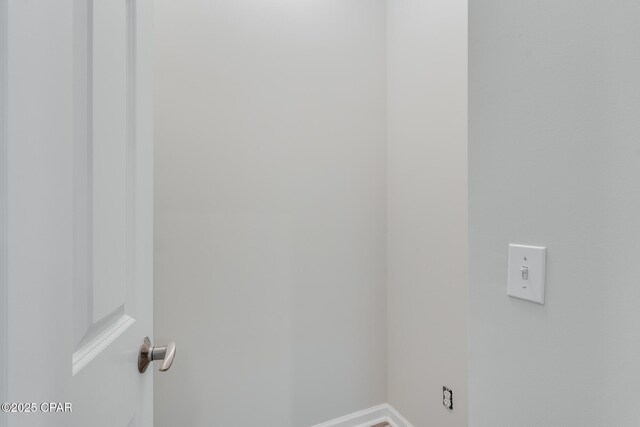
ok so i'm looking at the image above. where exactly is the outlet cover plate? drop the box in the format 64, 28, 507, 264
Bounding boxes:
443, 386, 453, 410
507, 244, 546, 304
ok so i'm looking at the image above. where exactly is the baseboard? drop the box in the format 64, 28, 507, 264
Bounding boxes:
311, 403, 414, 427
385, 405, 414, 427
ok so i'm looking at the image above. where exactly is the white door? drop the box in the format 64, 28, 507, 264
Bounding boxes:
2, 0, 156, 426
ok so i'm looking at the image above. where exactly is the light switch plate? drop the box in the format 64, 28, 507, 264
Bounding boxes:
507, 244, 546, 304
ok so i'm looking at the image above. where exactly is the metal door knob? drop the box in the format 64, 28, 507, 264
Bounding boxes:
138, 337, 176, 373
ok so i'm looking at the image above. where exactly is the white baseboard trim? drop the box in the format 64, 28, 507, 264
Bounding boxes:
311, 403, 414, 427
385, 405, 414, 427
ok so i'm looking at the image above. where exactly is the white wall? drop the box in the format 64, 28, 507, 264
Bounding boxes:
386, 1, 468, 426
154, 1, 387, 426
469, 1, 640, 426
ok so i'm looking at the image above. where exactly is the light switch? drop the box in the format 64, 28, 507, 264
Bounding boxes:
507, 244, 546, 304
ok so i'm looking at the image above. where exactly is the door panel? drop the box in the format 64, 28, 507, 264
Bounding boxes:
91, 0, 128, 324
73, 0, 137, 372
4, 0, 153, 426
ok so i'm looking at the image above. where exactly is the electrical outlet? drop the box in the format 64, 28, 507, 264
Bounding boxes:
443, 386, 453, 410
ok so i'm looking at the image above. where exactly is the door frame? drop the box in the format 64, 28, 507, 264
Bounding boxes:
0, 0, 8, 424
